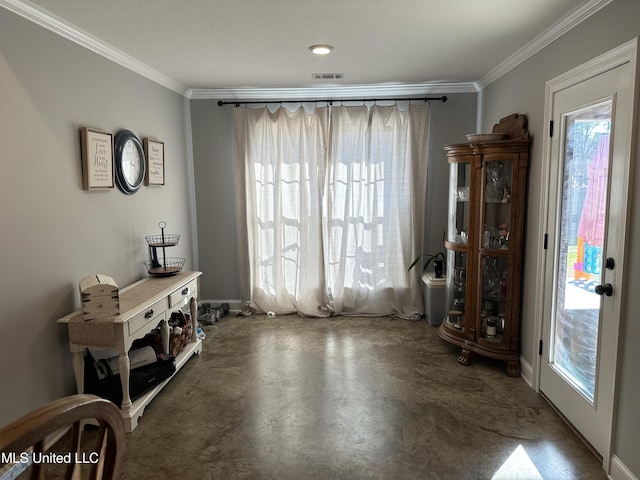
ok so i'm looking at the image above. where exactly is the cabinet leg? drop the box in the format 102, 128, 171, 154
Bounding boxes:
458, 348, 472, 366
506, 360, 520, 377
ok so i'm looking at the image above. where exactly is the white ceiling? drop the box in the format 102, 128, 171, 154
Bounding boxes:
2, 0, 611, 98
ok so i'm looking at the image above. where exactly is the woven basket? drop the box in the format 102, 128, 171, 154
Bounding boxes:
168, 311, 192, 356
169, 323, 192, 356
130, 312, 193, 357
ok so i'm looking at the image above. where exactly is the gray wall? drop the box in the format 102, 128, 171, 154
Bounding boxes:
425, 94, 477, 256
191, 102, 242, 301
480, 0, 640, 475
0, 9, 196, 426
190, 94, 477, 302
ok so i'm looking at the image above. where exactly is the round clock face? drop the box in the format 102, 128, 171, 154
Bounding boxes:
122, 139, 142, 185
114, 130, 145, 194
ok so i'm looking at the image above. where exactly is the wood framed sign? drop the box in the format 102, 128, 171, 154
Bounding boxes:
80, 127, 114, 190
144, 138, 165, 186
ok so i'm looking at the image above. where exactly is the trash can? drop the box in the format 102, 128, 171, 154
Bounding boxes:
422, 272, 446, 326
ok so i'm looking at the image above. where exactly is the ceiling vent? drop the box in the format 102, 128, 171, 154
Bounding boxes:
312, 73, 344, 80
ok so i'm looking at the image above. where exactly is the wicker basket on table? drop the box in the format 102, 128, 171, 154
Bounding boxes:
130, 311, 193, 357
168, 310, 192, 356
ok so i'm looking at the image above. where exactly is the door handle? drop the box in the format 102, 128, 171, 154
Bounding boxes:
594, 283, 613, 296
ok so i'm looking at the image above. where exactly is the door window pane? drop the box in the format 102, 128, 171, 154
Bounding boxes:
552, 101, 611, 403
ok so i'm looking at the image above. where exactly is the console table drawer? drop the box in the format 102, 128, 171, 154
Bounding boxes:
128, 298, 168, 337
168, 279, 197, 308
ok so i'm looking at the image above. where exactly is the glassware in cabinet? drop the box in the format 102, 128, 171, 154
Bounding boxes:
479, 255, 508, 344
482, 160, 513, 251
445, 249, 468, 332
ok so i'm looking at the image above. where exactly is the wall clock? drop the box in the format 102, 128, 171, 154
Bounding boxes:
114, 129, 146, 194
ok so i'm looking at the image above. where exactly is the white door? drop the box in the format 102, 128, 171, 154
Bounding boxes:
539, 49, 635, 463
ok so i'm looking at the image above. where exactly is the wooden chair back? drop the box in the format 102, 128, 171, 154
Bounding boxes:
0, 394, 126, 479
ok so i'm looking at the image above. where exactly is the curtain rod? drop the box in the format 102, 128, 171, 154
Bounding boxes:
217, 96, 447, 107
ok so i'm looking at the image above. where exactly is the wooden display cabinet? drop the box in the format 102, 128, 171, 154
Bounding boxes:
438, 114, 530, 376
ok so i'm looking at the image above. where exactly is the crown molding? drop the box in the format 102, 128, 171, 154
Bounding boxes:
189, 82, 478, 101
476, 0, 615, 89
0, 0, 191, 97
2, 0, 612, 98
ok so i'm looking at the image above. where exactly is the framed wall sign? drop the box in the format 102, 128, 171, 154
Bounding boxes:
80, 127, 114, 190
144, 138, 165, 186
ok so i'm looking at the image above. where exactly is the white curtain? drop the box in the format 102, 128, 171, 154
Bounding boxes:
233, 106, 330, 317
233, 103, 429, 318
326, 105, 429, 317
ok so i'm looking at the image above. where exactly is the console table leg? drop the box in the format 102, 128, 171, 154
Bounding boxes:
119, 352, 132, 411
161, 319, 170, 354
72, 350, 85, 394
190, 297, 198, 342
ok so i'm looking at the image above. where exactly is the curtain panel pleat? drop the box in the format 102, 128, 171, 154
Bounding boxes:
233, 104, 429, 318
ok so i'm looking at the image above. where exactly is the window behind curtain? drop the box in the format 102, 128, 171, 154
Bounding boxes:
234, 103, 429, 319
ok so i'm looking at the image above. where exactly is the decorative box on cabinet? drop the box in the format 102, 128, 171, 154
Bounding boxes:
438, 114, 530, 376
58, 271, 202, 432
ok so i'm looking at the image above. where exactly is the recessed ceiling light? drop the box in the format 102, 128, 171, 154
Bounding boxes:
309, 44, 334, 55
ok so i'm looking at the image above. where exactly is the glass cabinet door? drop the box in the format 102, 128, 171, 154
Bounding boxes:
445, 160, 472, 333
479, 158, 514, 346
480, 256, 508, 342
482, 160, 513, 251
447, 160, 471, 245
445, 250, 467, 330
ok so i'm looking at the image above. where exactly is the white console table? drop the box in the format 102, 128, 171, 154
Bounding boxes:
57, 271, 202, 432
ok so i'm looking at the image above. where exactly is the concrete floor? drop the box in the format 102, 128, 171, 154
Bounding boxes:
111, 314, 607, 480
